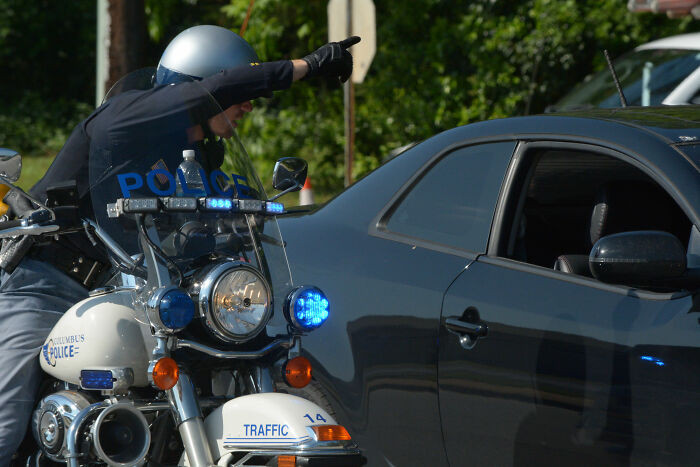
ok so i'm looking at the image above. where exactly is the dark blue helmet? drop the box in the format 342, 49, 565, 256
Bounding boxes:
155, 25, 260, 85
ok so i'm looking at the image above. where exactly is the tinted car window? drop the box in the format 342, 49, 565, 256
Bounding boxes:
500, 148, 691, 288
386, 141, 515, 252
552, 49, 700, 111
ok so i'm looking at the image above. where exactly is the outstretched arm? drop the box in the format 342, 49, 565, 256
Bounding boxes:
291, 59, 309, 81
200, 36, 362, 107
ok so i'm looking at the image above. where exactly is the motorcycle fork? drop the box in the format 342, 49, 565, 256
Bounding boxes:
247, 365, 275, 394
166, 366, 273, 466
167, 373, 215, 467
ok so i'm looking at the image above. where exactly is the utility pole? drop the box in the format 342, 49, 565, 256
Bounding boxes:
96, 0, 110, 106
328, 0, 376, 187
96, 0, 147, 104
344, 0, 355, 187
106, 0, 147, 92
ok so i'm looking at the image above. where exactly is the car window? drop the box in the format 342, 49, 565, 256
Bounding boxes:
498, 147, 692, 289
385, 141, 515, 252
552, 49, 700, 111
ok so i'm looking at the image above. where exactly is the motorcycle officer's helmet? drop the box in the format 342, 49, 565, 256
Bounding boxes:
155, 25, 260, 85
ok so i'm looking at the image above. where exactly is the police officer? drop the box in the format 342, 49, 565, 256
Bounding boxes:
1, 25, 359, 463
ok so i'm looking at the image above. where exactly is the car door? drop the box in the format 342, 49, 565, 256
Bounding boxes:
438, 141, 700, 466
358, 140, 516, 464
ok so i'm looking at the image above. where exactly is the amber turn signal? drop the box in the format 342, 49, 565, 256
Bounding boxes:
311, 425, 352, 441
152, 357, 179, 390
0, 185, 9, 217
277, 455, 296, 467
283, 356, 312, 388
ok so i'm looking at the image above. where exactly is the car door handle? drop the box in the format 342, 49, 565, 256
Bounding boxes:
444, 316, 488, 350
444, 318, 487, 336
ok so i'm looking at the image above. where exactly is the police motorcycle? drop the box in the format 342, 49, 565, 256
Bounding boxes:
1, 70, 361, 466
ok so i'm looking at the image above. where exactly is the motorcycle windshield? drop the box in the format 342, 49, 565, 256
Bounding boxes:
89, 68, 292, 307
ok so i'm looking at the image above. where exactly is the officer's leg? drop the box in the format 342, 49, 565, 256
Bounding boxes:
0, 259, 87, 465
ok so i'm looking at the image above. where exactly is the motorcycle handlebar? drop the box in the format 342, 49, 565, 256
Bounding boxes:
0, 219, 23, 230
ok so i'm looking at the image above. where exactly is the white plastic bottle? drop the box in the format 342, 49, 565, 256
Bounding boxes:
176, 149, 206, 196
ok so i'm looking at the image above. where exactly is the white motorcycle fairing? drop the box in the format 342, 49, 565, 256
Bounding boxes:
182, 392, 357, 465
39, 290, 155, 387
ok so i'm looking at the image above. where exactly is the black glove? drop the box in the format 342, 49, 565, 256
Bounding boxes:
302, 36, 361, 82
3, 188, 34, 218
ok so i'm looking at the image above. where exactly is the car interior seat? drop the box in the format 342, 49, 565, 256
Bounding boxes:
553, 180, 689, 277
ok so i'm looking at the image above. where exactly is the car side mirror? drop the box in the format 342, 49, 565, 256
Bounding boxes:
0, 148, 22, 182
272, 157, 308, 192
589, 231, 686, 287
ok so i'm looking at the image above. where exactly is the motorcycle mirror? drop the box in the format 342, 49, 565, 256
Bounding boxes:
272, 157, 308, 192
0, 148, 22, 182
0, 148, 56, 221
268, 157, 308, 202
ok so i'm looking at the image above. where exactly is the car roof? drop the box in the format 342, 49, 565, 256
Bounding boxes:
636, 32, 700, 51
302, 106, 700, 232
375, 106, 700, 227
427, 105, 700, 184
551, 106, 700, 142
444, 106, 700, 149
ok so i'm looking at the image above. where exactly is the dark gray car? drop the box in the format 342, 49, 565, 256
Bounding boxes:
279, 106, 700, 466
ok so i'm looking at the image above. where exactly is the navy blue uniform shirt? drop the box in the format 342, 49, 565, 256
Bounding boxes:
31, 60, 293, 202
28, 60, 293, 265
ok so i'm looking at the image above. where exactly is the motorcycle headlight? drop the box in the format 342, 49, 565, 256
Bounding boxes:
198, 263, 272, 343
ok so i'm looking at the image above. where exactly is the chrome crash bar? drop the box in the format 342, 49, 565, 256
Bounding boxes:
173, 336, 294, 359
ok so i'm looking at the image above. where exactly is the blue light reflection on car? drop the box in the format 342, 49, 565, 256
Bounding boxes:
641, 355, 665, 366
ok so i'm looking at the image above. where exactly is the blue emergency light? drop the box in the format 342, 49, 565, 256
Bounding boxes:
80, 370, 114, 390
266, 202, 285, 214
158, 289, 195, 330
287, 286, 330, 331
205, 197, 233, 211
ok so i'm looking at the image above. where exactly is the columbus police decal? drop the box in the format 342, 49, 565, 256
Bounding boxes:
42, 334, 85, 367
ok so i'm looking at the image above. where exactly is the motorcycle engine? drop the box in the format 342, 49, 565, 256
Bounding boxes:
31, 390, 92, 461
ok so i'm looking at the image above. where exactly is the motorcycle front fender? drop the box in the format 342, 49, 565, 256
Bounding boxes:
181, 392, 358, 465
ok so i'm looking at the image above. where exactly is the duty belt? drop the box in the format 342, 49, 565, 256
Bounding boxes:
29, 242, 108, 290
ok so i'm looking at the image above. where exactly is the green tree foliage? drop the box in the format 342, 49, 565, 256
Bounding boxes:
0, 0, 95, 156
0, 0, 96, 102
0, 0, 697, 197
217, 0, 698, 198
145, 0, 232, 53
